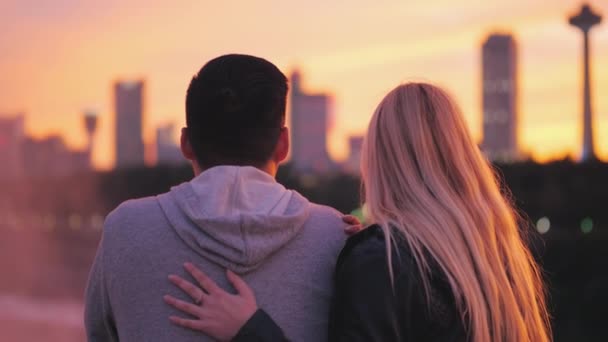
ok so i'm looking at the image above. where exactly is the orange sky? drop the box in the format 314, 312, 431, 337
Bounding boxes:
1, 0, 608, 169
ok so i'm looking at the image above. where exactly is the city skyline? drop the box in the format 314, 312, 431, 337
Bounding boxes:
1, 0, 608, 169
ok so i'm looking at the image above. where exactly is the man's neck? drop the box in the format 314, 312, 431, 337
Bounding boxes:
193, 162, 276, 178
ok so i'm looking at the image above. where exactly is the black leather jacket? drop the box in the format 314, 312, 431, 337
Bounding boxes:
233, 225, 467, 341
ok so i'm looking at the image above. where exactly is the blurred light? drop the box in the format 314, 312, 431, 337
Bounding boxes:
300, 175, 318, 188
68, 214, 82, 230
43, 214, 56, 232
30, 214, 41, 229
536, 217, 550, 234
581, 217, 593, 234
91, 214, 104, 231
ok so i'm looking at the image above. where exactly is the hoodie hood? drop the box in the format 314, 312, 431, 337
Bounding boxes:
157, 166, 310, 273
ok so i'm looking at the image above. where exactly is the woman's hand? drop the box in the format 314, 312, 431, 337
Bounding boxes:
342, 215, 363, 236
163, 263, 257, 341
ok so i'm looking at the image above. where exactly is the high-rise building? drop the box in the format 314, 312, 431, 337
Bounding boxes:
0, 114, 25, 180
115, 80, 145, 169
569, 4, 602, 162
156, 123, 184, 166
481, 33, 519, 162
289, 70, 333, 172
344, 136, 364, 175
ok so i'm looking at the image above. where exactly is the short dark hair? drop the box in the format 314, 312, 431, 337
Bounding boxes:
185, 54, 288, 168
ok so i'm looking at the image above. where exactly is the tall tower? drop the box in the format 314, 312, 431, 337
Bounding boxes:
481, 33, 519, 162
83, 110, 98, 165
569, 4, 602, 162
114, 80, 145, 169
289, 70, 333, 172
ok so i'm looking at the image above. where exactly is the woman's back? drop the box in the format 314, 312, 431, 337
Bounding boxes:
360, 83, 551, 342
329, 224, 467, 341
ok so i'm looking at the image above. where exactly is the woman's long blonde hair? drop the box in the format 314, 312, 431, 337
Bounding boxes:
361, 83, 551, 342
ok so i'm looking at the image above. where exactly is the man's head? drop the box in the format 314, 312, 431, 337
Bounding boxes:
181, 54, 289, 175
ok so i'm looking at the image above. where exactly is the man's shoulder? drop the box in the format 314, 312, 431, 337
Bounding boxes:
307, 202, 343, 219
104, 196, 162, 233
300, 203, 347, 241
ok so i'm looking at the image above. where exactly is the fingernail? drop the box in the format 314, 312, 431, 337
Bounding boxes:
184, 262, 192, 269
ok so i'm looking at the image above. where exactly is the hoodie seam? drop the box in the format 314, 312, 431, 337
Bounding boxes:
232, 168, 250, 262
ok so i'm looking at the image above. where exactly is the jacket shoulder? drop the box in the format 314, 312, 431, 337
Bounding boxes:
337, 224, 416, 280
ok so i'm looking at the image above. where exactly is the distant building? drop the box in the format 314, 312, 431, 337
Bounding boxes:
115, 80, 145, 169
0, 114, 25, 180
289, 71, 334, 172
83, 110, 98, 166
344, 136, 364, 175
568, 4, 602, 162
481, 33, 520, 162
21, 135, 90, 178
156, 123, 184, 166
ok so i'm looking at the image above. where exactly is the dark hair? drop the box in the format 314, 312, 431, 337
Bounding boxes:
185, 54, 288, 168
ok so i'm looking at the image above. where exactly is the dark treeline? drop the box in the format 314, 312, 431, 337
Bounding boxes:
1, 160, 607, 341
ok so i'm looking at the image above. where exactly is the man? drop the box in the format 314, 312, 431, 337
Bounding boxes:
84, 54, 346, 341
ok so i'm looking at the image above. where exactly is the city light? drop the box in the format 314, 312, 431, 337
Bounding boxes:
581, 217, 594, 234
536, 217, 551, 234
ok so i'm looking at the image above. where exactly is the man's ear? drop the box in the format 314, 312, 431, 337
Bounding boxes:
273, 127, 289, 164
180, 127, 196, 161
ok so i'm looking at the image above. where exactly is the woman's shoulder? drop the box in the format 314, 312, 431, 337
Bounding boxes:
339, 224, 386, 262
337, 224, 414, 275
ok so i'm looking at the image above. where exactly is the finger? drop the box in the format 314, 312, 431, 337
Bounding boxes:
168, 275, 207, 303
226, 269, 253, 298
184, 262, 221, 295
342, 215, 361, 225
169, 316, 205, 331
344, 225, 363, 236
164, 295, 202, 317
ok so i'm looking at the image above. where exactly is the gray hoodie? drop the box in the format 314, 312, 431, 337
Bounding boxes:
84, 166, 346, 341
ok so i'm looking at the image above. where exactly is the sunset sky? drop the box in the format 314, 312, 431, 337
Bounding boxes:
1, 0, 608, 169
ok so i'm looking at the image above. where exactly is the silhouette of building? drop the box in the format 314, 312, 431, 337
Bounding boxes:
569, 4, 602, 162
21, 135, 90, 178
344, 136, 364, 175
481, 33, 520, 162
156, 123, 184, 166
289, 71, 334, 172
83, 110, 98, 166
0, 114, 25, 180
115, 80, 145, 169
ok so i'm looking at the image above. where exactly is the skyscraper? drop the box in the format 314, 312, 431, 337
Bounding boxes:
481, 33, 519, 162
289, 70, 333, 172
0, 114, 25, 180
114, 81, 145, 169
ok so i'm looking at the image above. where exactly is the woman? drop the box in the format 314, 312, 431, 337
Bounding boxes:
163, 82, 551, 341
